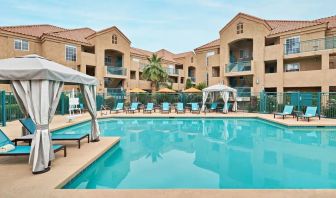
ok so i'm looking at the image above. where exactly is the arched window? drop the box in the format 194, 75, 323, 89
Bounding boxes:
237, 23, 243, 34
112, 34, 118, 44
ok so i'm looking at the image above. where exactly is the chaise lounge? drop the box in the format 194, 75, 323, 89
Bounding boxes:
274, 105, 294, 119
176, 103, 185, 114
191, 103, 201, 114
0, 129, 66, 157
17, 118, 89, 149
297, 106, 320, 122
111, 102, 124, 113
144, 103, 154, 113
161, 102, 170, 114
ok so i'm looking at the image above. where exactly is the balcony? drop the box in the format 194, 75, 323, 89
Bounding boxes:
105, 88, 125, 96
225, 61, 253, 77
166, 68, 179, 76
188, 76, 196, 84
81, 52, 96, 66
105, 66, 127, 78
284, 36, 336, 55
235, 87, 251, 97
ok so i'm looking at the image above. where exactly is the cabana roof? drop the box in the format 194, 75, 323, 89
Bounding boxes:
202, 84, 237, 93
0, 54, 98, 85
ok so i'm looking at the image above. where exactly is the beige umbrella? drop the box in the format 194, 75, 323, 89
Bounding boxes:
157, 88, 176, 93
183, 87, 201, 93
129, 88, 146, 93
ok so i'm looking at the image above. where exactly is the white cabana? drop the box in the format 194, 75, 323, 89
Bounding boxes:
0, 54, 100, 174
201, 84, 238, 113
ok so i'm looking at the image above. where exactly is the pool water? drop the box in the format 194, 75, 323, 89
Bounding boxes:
61, 118, 336, 189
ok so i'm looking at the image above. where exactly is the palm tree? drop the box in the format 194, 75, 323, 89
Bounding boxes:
142, 54, 168, 92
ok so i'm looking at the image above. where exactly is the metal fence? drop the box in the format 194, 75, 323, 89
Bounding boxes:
2, 90, 336, 126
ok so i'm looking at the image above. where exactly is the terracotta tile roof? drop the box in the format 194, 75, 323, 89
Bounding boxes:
0, 24, 66, 37
314, 15, 336, 29
156, 49, 177, 63
266, 20, 324, 35
130, 47, 153, 57
174, 51, 194, 59
195, 39, 220, 51
45, 28, 95, 45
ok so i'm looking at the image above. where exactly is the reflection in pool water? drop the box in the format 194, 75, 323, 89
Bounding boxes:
62, 118, 336, 189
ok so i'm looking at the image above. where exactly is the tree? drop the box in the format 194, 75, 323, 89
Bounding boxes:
142, 54, 168, 92
195, 82, 207, 90
185, 78, 193, 89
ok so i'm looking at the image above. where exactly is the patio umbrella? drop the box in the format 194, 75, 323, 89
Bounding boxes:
157, 88, 176, 93
129, 88, 146, 93
183, 87, 201, 93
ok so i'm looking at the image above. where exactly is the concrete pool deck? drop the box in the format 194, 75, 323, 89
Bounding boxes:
0, 112, 336, 198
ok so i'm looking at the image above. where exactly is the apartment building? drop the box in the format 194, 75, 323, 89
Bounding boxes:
0, 12, 335, 94
0, 25, 194, 93
195, 13, 336, 95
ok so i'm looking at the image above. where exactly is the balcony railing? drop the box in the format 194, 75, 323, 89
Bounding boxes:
188, 76, 196, 83
234, 87, 251, 97
105, 66, 127, 76
105, 88, 125, 96
166, 68, 179, 75
284, 36, 336, 55
225, 61, 252, 73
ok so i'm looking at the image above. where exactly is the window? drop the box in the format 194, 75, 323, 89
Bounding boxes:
105, 56, 112, 65
212, 66, 220, 77
132, 58, 140, 62
206, 51, 215, 66
237, 23, 243, 34
285, 36, 300, 54
239, 49, 249, 59
180, 77, 184, 84
206, 51, 215, 57
285, 63, 300, 72
130, 71, 136, 79
265, 61, 277, 73
65, 45, 77, 61
112, 34, 117, 44
14, 39, 29, 51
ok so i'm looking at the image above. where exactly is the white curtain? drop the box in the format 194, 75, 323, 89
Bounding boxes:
201, 91, 209, 112
80, 84, 100, 141
232, 91, 238, 112
11, 80, 64, 173
220, 91, 229, 113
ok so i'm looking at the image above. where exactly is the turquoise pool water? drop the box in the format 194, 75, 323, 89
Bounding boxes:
61, 118, 336, 189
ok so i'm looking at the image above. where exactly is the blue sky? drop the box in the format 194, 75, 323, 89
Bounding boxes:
0, 0, 335, 53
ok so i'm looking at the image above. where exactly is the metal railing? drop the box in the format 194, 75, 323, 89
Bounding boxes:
3, 90, 336, 126
188, 76, 196, 83
166, 68, 179, 75
284, 36, 336, 55
225, 61, 252, 73
105, 66, 127, 76
235, 87, 252, 97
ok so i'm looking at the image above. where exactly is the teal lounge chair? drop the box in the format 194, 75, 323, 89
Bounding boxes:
112, 102, 124, 113
161, 102, 170, 113
209, 102, 218, 112
274, 105, 294, 119
0, 129, 66, 158
144, 103, 154, 113
127, 102, 139, 113
176, 103, 185, 114
297, 106, 320, 122
18, 118, 89, 149
191, 103, 200, 114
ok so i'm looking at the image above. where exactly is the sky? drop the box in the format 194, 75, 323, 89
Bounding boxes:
0, 0, 335, 53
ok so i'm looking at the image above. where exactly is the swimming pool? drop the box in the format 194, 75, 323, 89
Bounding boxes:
61, 118, 336, 189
